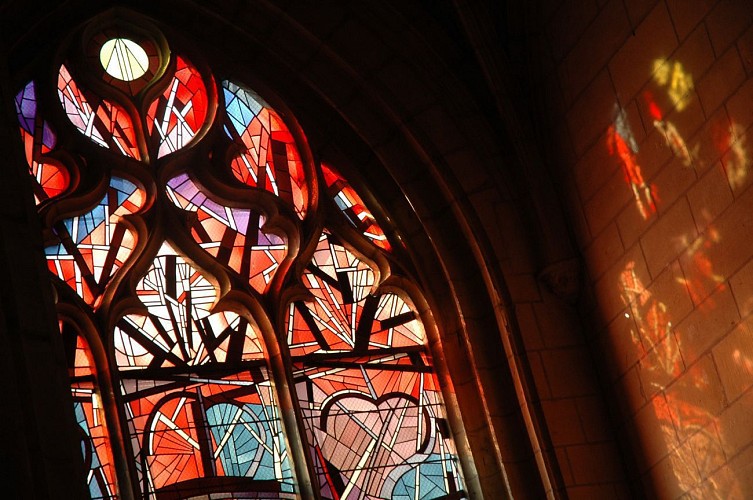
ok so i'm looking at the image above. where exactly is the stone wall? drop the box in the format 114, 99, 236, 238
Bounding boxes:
532, 0, 753, 496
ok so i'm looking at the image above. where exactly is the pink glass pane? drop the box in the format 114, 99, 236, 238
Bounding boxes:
45, 176, 145, 306
15, 80, 70, 204
321, 163, 390, 251
166, 173, 287, 293
293, 361, 463, 498
57, 64, 140, 159
223, 81, 307, 218
147, 55, 209, 158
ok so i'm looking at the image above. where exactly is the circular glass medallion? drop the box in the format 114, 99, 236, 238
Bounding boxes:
99, 38, 149, 81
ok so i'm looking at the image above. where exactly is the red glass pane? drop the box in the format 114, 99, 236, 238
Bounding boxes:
223, 81, 307, 218
321, 163, 390, 251
147, 55, 209, 158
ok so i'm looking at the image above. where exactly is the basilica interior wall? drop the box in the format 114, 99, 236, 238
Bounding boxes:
3, 1, 753, 499
519, 0, 753, 497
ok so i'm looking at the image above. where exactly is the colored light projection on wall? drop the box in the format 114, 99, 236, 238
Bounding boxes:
147, 56, 209, 159
646, 96, 696, 168
45, 176, 145, 306
652, 58, 694, 112
605, 52, 753, 496
287, 232, 465, 499
166, 174, 287, 293
715, 121, 750, 190
58, 64, 141, 159
114, 243, 295, 497
607, 106, 657, 219
676, 226, 725, 309
321, 163, 391, 251
14, 81, 70, 204
620, 255, 742, 497
60, 320, 117, 499
223, 80, 307, 218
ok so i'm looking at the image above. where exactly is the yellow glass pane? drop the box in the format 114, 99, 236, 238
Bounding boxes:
99, 38, 148, 81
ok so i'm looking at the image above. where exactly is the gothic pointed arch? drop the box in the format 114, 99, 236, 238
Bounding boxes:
9, 8, 486, 499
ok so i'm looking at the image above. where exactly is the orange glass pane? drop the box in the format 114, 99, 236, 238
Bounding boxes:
321, 163, 390, 251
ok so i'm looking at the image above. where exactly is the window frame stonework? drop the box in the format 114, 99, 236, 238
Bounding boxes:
9, 9, 481, 499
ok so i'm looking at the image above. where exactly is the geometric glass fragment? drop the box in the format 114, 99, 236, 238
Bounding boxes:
99, 38, 149, 81
166, 173, 287, 293
73, 400, 117, 500
287, 231, 396, 356
223, 80, 307, 218
57, 64, 141, 159
45, 176, 145, 306
322, 163, 391, 251
119, 370, 295, 498
60, 321, 117, 499
14, 80, 69, 204
147, 56, 209, 158
113, 242, 265, 370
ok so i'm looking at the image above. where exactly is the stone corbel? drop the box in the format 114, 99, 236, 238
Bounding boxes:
539, 258, 581, 303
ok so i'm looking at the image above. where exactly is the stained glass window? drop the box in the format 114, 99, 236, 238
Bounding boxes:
58, 64, 141, 159
223, 80, 308, 218
15, 80, 69, 204
60, 320, 117, 499
322, 164, 391, 251
287, 233, 463, 498
21, 17, 468, 500
146, 56, 209, 158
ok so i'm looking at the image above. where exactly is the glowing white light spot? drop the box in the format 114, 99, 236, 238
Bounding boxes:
624, 313, 631, 319
99, 38, 148, 81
